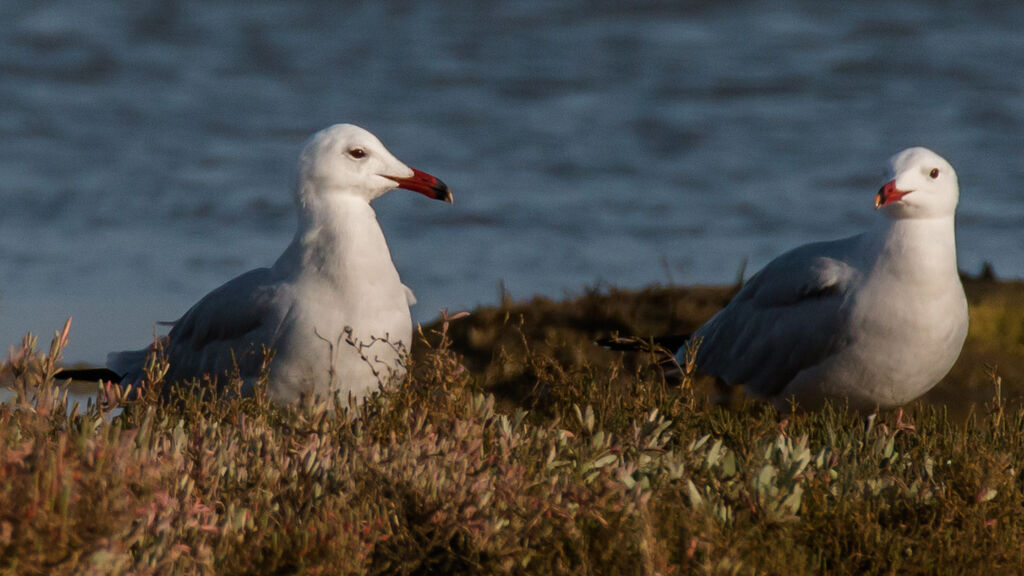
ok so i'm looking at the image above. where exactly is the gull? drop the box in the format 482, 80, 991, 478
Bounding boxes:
59, 124, 452, 403
690, 147, 968, 410
609, 147, 968, 412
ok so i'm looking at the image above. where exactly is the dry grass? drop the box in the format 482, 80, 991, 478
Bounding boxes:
1, 277, 1023, 575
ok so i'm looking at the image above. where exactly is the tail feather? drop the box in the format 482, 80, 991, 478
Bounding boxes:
55, 343, 160, 386
54, 368, 124, 383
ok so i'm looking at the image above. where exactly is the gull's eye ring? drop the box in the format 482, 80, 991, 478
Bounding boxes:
348, 147, 367, 159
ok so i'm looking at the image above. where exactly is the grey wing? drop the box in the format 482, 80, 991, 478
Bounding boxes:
158, 268, 293, 384
687, 237, 862, 398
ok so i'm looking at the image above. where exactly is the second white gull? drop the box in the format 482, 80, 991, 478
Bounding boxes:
679, 147, 968, 411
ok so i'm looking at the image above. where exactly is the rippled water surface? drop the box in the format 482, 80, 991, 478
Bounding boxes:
1, 1, 1022, 362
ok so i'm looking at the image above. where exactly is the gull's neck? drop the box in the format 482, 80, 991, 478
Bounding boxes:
870, 215, 959, 284
274, 192, 398, 286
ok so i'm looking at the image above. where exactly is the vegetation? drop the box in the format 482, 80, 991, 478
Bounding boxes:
1, 276, 1023, 575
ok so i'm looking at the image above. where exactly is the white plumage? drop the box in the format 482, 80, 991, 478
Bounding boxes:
107, 124, 452, 402
681, 147, 968, 411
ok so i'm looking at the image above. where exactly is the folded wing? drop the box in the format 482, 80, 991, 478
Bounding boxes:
689, 236, 863, 398
109, 267, 293, 386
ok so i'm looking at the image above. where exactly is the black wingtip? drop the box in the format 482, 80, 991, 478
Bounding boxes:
54, 368, 124, 383
649, 334, 693, 352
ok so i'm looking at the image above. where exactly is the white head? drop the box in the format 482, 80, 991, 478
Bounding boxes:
875, 147, 958, 220
296, 124, 452, 209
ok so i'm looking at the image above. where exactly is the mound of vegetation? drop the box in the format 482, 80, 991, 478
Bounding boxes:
1, 276, 1022, 574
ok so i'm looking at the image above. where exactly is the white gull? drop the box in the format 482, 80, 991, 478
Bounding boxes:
65, 124, 452, 403
681, 147, 968, 411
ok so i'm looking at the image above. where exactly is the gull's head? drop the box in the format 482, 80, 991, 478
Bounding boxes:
297, 124, 452, 204
874, 147, 958, 219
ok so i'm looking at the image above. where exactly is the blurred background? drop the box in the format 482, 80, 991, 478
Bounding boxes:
1, 1, 1022, 363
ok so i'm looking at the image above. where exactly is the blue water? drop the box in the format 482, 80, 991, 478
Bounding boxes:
1, 1, 1022, 363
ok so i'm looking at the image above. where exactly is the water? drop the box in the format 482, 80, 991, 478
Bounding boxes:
1, 1, 1022, 364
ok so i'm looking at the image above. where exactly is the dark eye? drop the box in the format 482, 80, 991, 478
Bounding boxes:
929, 168, 939, 179
348, 147, 367, 159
